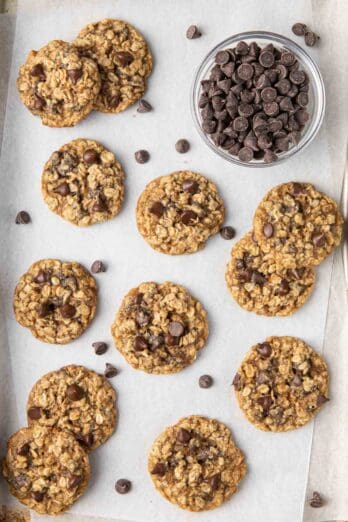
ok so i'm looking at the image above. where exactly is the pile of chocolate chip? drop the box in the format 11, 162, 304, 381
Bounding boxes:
198, 40, 311, 164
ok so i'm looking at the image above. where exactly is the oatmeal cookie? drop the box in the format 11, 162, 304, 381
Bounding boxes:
27, 365, 117, 452
41, 139, 125, 226
148, 415, 246, 511
225, 232, 315, 316
16, 40, 100, 127
111, 282, 209, 374
233, 336, 329, 432
253, 182, 343, 268
2, 426, 90, 515
0, 506, 30, 521
13, 259, 97, 344
74, 19, 152, 113
136, 171, 225, 255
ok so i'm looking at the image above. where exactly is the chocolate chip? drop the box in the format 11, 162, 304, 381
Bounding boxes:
115, 479, 132, 494
277, 279, 290, 296
92, 197, 108, 213
31, 491, 44, 502
151, 463, 166, 476
137, 99, 152, 113
237, 63, 254, 81
233, 116, 249, 132
168, 321, 184, 337
134, 335, 148, 351
149, 201, 165, 217
291, 373, 302, 387
186, 25, 201, 39
66, 384, 84, 401
93, 341, 108, 355
289, 69, 306, 85
38, 302, 53, 318
135, 309, 150, 327
259, 50, 274, 68
177, 428, 191, 443
305, 31, 318, 47
134, 293, 143, 305
292, 23, 307, 36
28, 406, 42, 420
257, 342, 272, 358
220, 226, 236, 240
215, 50, 230, 65
149, 335, 164, 350
182, 179, 199, 194
281, 52, 296, 67
30, 63, 45, 81
263, 101, 279, 116
263, 223, 274, 238
312, 233, 326, 247
309, 491, 324, 508
104, 363, 118, 378
77, 433, 93, 449
108, 94, 120, 108
116, 51, 133, 67
54, 182, 70, 196
60, 303, 76, 319
164, 334, 179, 346
297, 92, 309, 107
68, 474, 82, 490
256, 395, 272, 412
210, 473, 220, 491
17, 443, 30, 456
91, 260, 105, 273
232, 373, 242, 390
251, 270, 266, 285
181, 210, 197, 225
67, 68, 83, 84
15, 210, 30, 224
135, 149, 150, 163
83, 149, 100, 165
33, 94, 46, 110
235, 41, 249, 55
317, 395, 329, 407
199, 374, 213, 388
238, 146, 253, 162
175, 139, 190, 153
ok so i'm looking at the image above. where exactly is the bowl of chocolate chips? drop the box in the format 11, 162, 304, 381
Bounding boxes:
191, 31, 325, 166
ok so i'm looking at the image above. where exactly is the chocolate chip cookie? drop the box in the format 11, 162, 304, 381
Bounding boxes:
17, 40, 101, 127
233, 336, 329, 432
13, 259, 97, 344
2, 426, 90, 515
74, 19, 153, 113
253, 182, 343, 268
148, 415, 246, 511
111, 282, 209, 374
225, 232, 315, 316
136, 171, 225, 255
42, 139, 125, 226
27, 365, 117, 452
0, 506, 30, 522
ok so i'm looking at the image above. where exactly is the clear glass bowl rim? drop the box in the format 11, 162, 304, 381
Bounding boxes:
190, 30, 326, 168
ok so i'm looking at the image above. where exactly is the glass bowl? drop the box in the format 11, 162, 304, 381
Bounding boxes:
191, 30, 325, 167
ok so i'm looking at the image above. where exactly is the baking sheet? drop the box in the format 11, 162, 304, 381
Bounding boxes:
0, 1, 340, 521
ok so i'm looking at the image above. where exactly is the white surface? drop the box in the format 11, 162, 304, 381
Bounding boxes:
0, 1, 343, 522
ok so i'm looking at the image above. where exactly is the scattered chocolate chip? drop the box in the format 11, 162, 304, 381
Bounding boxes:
317, 395, 329, 407
309, 491, 324, 508
199, 374, 213, 388
277, 279, 290, 296
83, 149, 100, 165
175, 139, 190, 153
77, 433, 93, 449
210, 473, 220, 491
134, 293, 143, 305
151, 463, 166, 476
31, 491, 44, 502
312, 233, 326, 248
54, 182, 70, 196
257, 342, 272, 358
137, 99, 153, 113
263, 223, 274, 238
135, 149, 150, 164
15, 210, 30, 224
28, 406, 42, 420
134, 335, 148, 351
256, 395, 272, 412
220, 226, 236, 240
30, 63, 45, 81
67, 68, 83, 84
182, 179, 199, 194
305, 31, 318, 47
68, 474, 82, 490
116, 51, 133, 67
186, 25, 201, 39
104, 363, 118, 378
232, 373, 242, 390
292, 23, 307, 36
291, 373, 302, 387
177, 428, 191, 443
115, 478, 132, 494
164, 334, 179, 346
91, 260, 106, 273
92, 197, 108, 213
38, 302, 53, 318
181, 210, 197, 225
108, 94, 120, 108
33, 270, 48, 284
93, 341, 108, 355
60, 303, 76, 319
149, 201, 165, 217
251, 270, 266, 285
66, 384, 84, 401
33, 94, 46, 110
17, 443, 30, 456
168, 321, 184, 337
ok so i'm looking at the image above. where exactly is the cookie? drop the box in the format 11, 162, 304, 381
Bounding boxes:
225, 232, 315, 316
253, 182, 343, 268
148, 415, 246, 511
2, 426, 90, 515
111, 282, 209, 374
13, 259, 97, 344
27, 365, 117, 452
233, 336, 329, 432
136, 171, 225, 255
16, 40, 100, 127
41, 139, 125, 226
74, 19, 152, 113
0, 506, 30, 522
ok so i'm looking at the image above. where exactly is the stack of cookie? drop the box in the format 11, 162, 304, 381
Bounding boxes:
2, 365, 117, 515
226, 181, 343, 316
17, 19, 153, 127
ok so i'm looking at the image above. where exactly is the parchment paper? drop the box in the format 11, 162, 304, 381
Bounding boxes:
0, 1, 344, 521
